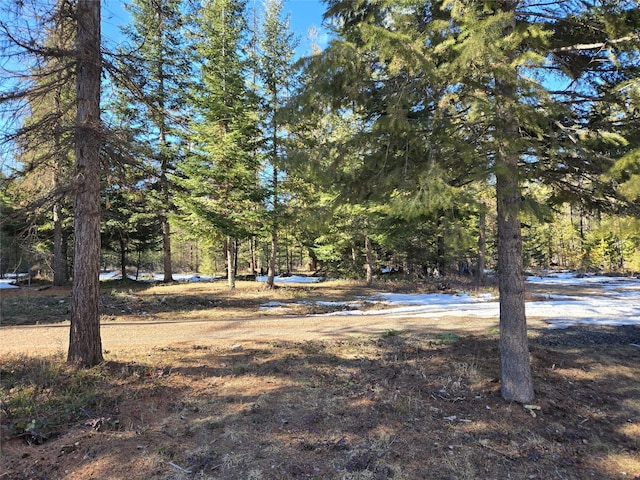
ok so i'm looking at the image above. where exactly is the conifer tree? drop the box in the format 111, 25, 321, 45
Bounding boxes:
174, 0, 261, 288
68, 0, 103, 366
116, 0, 192, 282
307, 0, 639, 401
0, 0, 76, 285
254, 0, 299, 288
1, 0, 104, 365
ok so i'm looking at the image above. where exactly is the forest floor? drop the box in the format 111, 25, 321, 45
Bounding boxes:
1, 277, 639, 479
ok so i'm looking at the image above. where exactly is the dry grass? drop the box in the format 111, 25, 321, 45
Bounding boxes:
1, 278, 639, 479
2, 334, 639, 479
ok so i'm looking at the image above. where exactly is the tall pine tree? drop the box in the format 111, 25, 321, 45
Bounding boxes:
174, 0, 261, 288
116, 0, 192, 282
254, 0, 299, 288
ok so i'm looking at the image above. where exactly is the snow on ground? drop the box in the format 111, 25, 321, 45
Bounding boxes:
98, 271, 223, 283
99, 271, 323, 284
300, 273, 640, 329
103, 269, 634, 329
256, 275, 324, 284
0, 279, 19, 289
7, 269, 639, 328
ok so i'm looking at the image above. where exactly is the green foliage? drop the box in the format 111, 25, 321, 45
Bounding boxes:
173, 0, 263, 244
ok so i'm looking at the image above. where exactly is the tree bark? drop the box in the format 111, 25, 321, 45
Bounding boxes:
267, 227, 277, 288
266, 165, 278, 288
476, 209, 486, 285
250, 236, 257, 275
161, 210, 173, 282
68, 0, 103, 367
52, 193, 67, 285
365, 235, 373, 287
52, 58, 67, 286
436, 216, 445, 276
308, 247, 318, 272
495, 0, 534, 403
226, 236, 236, 289
119, 234, 127, 282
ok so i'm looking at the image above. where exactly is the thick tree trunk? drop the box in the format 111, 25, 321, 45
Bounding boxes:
496, 161, 533, 402
68, 0, 103, 367
495, 1, 534, 403
365, 235, 373, 287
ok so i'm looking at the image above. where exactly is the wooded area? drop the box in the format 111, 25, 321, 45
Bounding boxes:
1, 0, 639, 400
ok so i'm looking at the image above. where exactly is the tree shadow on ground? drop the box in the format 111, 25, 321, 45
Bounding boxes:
3, 328, 638, 479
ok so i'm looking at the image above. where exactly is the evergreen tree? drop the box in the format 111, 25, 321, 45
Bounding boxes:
101, 144, 162, 281
68, 0, 103, 366
174, 0, 262, 289
0, 0, 104, 365
254, 0, 299, 288
304, 0, 639, 401
116, 0, 192, 282
0, 0, 76, 285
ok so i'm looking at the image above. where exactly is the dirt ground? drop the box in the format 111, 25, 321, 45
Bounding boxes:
1, 280, 639, 479
0, 279, 548, 355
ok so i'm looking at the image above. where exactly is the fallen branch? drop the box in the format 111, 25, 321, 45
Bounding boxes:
168, 461, 192, 474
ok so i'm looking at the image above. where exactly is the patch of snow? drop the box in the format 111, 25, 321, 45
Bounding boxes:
94, 270, 640, 328
256, 275, 324, 284
306, 273, 640, 329
0, 279, 19, 289
99, 271, 223, 283
259, 301, 289, 311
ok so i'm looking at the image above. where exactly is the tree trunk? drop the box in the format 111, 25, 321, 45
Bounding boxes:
227, 236, 236, 289
351, 246, 358, 272
266, 165, 278, 288
52, 197, 67, 285
495, 1, 534, 403
476, 209, 486, 285
68, 0, 103, 367
161, 212, 173, 282
436, 216, 446, 276
119, 234, 127, 282
365, 235, 373, 287
267, 227, 277, 288
156, 10, 173, 284
496, 160, 533, 402
250, 236, 257, 275
308, 248, 318, 272
52, 60, 67, 287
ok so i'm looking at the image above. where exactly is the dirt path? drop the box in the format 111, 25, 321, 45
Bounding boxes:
0, 313, 550, 356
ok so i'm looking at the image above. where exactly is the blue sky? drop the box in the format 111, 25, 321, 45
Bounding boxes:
101, 0, 330, 57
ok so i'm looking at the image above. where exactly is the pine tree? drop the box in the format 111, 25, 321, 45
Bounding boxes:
254, 0, 299, 288
68, 0, 103, 367
174, 0, 262, 288
116, 0, 192, 282
312, 0, 640, 401
0, 0, 77, 285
